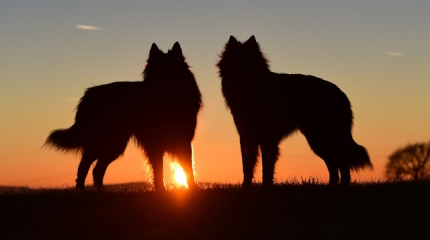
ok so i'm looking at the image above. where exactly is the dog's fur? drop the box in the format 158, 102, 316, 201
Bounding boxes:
45, 42, 202, 191
217, 36, 372, 186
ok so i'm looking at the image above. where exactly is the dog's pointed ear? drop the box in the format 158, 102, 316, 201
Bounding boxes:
226, 35, 239, 48
171, 42, 183, 57
245, 35, 258, 47
149, 43, 162, 59
228, 36, 238, 43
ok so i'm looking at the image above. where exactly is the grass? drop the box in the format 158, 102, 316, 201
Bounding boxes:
1, 180, 429, 239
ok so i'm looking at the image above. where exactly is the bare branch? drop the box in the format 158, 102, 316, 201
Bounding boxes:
385, 141, 430, 180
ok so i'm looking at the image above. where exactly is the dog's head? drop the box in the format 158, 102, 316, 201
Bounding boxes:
217, 35, 270, 78
143, 42, 190, 80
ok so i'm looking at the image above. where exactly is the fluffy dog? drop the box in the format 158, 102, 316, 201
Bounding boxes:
217, 36, 372, 186
45, 42, 202, 191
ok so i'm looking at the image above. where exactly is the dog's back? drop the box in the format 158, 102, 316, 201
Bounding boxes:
261, 73, 353, 136
76, 81, 144, 131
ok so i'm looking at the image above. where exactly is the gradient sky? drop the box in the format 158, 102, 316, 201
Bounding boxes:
1, 1, 429, 188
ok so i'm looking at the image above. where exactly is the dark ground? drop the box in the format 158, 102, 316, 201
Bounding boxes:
0, 181, 429, 240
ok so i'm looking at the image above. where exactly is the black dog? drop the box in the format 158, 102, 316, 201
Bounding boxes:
45, 42, 202, 191
217, 36, 372, 186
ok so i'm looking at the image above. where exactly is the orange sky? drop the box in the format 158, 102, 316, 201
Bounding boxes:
1, 1, 430, 188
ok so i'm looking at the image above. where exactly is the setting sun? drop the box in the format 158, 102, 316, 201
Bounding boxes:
170, 162, 188, 188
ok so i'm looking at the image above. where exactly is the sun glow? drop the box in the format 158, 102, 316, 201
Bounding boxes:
170, 162, 188, 188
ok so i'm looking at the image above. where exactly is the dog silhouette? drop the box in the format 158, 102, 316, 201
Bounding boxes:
45, 42, 202, 191
217, 36, 372, 186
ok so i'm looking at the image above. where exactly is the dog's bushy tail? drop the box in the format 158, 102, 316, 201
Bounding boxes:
349, 142, 373, 171
44, 125, 82, 153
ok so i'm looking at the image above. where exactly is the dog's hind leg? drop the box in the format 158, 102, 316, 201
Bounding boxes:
240, 137, 259, 187
92, 139, 129, 191
92, 158, 114, 191
260, 141, 279, 187
76, 149, 97, 191
339, 164, 351, 185
302, 131, 340, 185
326, 163, 340, 185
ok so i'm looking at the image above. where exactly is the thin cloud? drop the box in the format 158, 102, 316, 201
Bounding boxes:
75, 24, 104, 31
386, 52, 404, 57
